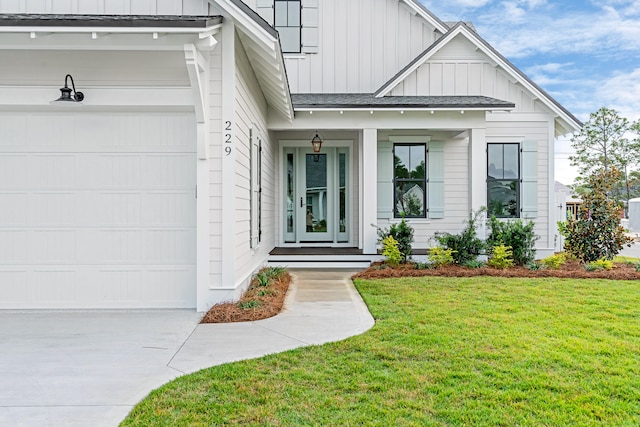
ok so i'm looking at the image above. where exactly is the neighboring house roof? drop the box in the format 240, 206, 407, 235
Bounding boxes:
555, 181, 582, 203
216, 0, 293, 122
292, 94, 515, 110
375, 22, 582, 137
0, 14, 221, 27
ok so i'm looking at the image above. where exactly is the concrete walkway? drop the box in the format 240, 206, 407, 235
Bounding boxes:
0, 269, 374, 427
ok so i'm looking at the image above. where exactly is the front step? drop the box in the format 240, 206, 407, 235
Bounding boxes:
268, 254, 379, 269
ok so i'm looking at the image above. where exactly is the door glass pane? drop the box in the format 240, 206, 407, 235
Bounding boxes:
306, 154, 327, 233
286, 153, 294, 234
339, 153, 346, 233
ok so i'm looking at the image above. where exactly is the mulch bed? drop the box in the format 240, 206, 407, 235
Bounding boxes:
353, 259, 640, 280
201, 271, 292, 324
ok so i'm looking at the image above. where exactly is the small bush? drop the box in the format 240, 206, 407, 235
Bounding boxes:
255, 272, 271, 287
414, 262, 434, 270
526, 262, 543, 271
428, 247, 456, 267
463, 259, 486, 269
587, 258, 615, 271
434, 208, 486, 264
488, 245, 514, 269
238, 300, 260, 310
487, 217, 538, 266
375, 218, 414, 262
541, 253, 567, 270
382, 236, 402, 267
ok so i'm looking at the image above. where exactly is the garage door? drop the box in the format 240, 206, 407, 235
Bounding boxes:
0, 112, 196, 309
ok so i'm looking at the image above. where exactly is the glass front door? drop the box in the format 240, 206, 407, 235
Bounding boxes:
283, 146, 349, 244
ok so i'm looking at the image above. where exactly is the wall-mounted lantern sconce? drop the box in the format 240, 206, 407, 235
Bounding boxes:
311, 132, 323, 153
51, 74, 84, 104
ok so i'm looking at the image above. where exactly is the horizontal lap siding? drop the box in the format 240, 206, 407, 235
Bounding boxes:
0, 0, 208, 14
234, 36, 271, 284
208, 42, 223, 286
377, 138, 469, 249
487, 117, 551, 249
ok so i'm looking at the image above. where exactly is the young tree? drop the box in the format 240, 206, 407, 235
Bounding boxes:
563, 168, 631, 262
570, 107, 637, 205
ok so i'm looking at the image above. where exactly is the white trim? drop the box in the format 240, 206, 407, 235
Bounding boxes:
295, 107, 513, 113
0, 24, 222, 36
362, 128, 378, 254
389, 136, 432, 143
398, 0, 449, 33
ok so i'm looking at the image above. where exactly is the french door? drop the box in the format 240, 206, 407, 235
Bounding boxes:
283, 146, 349, 244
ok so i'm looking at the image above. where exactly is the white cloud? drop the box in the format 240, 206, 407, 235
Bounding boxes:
596, 68, 640, 121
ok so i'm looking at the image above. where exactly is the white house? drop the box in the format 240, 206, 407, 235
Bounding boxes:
0, 0, 582, 311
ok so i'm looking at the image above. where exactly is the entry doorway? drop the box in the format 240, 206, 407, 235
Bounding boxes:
283, 145, 350, 244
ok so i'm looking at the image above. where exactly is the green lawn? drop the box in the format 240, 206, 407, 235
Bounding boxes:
122, 277, 640, 426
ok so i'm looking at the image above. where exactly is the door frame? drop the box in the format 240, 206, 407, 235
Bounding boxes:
279, 140, 354, 247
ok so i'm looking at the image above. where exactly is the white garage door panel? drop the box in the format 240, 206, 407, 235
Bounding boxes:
0, 111, 196, 309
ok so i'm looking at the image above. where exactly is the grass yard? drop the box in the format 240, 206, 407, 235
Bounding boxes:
121, 277, 640, 426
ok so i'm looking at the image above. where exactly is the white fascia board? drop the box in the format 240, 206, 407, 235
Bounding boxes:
294, 107, 513, 112
0, 24, 222, 36
213, 0, 293, 122
214, 0, 277, 50
399, 0, 449, 33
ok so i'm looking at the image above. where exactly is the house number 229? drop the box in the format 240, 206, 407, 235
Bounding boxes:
224, 121, 232, 156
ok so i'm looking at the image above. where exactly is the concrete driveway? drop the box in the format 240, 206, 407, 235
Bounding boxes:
0, 269, 374, 427
0, 310, 201, 427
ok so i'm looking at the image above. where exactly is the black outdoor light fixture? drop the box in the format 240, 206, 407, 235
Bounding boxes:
311, 132, 323, 153
51, 74, 84, 104
310, 132, 323, 162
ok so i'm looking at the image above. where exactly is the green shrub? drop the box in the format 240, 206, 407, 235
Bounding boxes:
487, 216, 538, 266
428, 247, 456, 267
587, 258, 615, 271
540, 253, 567, 270
434, 208, 486, 264
488, 244, 514, 269
463, 259, 486, 269
636, 263, 640, 273
414, 262, 434, 270
238, 300, 260, 310
255, 272, 271, 287
375, 218, 414, 262
526, 262, 543, 271
563, 169, 632, 262
382, 236, 402, 267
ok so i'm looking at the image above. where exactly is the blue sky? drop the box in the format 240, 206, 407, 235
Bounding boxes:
419, 0, 640, 184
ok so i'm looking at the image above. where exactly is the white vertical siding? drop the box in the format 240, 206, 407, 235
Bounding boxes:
284, 0, 439, 93
0, 0, 208, 14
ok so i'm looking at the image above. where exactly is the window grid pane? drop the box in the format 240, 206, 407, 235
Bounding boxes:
275, 0, 301, 53
393, 143, 427, 218
487, 143, 520, 218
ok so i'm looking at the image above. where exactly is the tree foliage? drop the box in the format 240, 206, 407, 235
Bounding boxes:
570, 107, 640, 205
563, 168, 632, 262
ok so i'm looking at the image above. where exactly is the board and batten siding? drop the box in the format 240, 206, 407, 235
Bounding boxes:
388, 35, 543, 114
0, 0, 208, 14
0, 50, 190, 87
233, 33, 272, 286
277, 0, 439, 94
486, 117, 552, 249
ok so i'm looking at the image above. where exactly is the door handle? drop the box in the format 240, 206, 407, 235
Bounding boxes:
300, 197, 304, 208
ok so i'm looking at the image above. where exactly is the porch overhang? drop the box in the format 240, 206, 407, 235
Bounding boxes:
292, 94, 515, 113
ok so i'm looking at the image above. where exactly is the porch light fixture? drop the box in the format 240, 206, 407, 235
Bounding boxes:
51, 74, 84, 104
311, 132, 323, 153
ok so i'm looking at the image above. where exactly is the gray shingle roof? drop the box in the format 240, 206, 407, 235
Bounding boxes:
0, 14, 222, 28
292, 94, 515, 110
